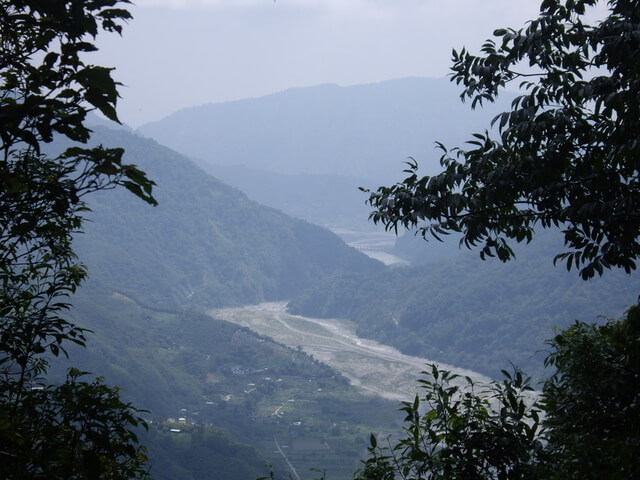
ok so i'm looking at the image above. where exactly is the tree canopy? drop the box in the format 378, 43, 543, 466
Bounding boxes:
367, 0, 640, 279
541, 307, 640, 479
356, 307, 640, 480
0, 1, 154, 477
357, 1, 640, 479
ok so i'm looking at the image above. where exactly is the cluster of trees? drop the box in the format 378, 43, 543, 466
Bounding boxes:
0, 3, 386, 478
357, 309, 640, 480
0, 1, 383, 476
358, 0, 640, 478
54, 284, 400, 479
368, 0, 640, 281
141, 424, 269, 480
0, 1, 155, 478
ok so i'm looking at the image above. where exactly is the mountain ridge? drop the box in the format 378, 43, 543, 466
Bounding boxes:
70, 125, 383, 311
137, 77, 510, 182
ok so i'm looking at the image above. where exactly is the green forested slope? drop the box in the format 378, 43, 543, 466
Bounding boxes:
392, 230, 468, 265
48, 125, 392, 478
53, 286, 399, 480
199, 163, 375, 229
140, 425, 269, 480
70, 126, 383, 311
288, 232, 640, 379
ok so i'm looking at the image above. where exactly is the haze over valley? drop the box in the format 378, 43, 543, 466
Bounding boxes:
50, 79, 639, 478
7, 1, 636, 479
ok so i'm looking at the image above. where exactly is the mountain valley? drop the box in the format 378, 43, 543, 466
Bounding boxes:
47, 80, 640, 479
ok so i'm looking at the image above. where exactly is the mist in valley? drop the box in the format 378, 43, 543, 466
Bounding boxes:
4, 1, 636, 479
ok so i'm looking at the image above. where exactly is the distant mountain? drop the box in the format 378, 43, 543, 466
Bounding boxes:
70, 126, 383, 311
137, 78, 510, 228
288, 230, 640, 379
200, 163, 374, 229
138, 77, 508, 181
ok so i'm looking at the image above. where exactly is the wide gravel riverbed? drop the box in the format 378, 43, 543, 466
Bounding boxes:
210, 302, 491, 402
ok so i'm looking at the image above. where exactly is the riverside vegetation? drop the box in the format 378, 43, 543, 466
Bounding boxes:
56, 287, 401, 480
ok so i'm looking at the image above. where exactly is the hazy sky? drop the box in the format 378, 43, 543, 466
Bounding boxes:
94, 0, 546, 127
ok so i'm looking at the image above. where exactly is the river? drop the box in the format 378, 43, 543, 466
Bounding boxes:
329, 227, 409, 265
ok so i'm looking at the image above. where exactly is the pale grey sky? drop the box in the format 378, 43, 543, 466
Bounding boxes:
93, 0, 546, 127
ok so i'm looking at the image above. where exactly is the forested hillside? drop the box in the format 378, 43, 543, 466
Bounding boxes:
288, 231, 640, 379
392, 230, 468, 265
201, 163, 373, 229
66, 126, 382, 311
52, 285, 400, 479
44, 124, 395, 478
